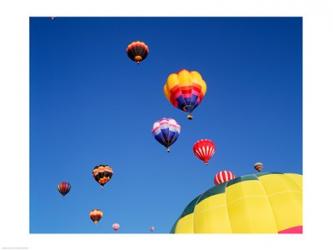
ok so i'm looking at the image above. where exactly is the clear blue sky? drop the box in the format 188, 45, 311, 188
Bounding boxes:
30, 17, 302, 233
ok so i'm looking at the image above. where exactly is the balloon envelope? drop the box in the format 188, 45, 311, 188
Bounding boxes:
57, 181, 71, 196
214, 170, 236, 185
193, 139, 216, 164
164, 69, 207, 119
126, 41, 149, 63
89, 209, 103, 224
112, 223, 120, 231
171, 172, 302, 233
254, 162, 264, 172
152, 118, 181, 152
92, 165, 113, 186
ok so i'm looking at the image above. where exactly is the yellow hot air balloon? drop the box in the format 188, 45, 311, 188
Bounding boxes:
163, 69, 207, 120
171, 172, 302, 233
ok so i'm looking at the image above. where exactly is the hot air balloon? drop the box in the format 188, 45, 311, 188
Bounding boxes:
92, 165, 113, 186
254, 162, 263, 172
112, 223, 120, 232
89, 209, 103, 224
171, 172, 302, 233
152, 118, 181, 152
163, 69, 207, 120
214, 170, 236, 185
57, 181, 71, 196
193, 139, 216, 164
149, 226, 155, 232
126, 41, 149, 64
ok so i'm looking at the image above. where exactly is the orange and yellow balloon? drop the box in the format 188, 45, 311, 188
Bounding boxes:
163, 69, 207, 120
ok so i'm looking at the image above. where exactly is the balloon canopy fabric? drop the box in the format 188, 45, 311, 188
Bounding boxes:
92, 165, 113, 186
126, 41, 149, 63
89, 209, 103, 224
171, 172, 302, 233
193, 139, 216, 164
164, 69, 207, 120
57, 181, 71, 196
152, 118, 181, 152
214, 170, 236, 185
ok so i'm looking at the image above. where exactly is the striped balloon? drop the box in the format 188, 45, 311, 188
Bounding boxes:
152, 118, 181, 152
214, 170, 236, 185
57, 181, 71, 196
193, 139, 216, 164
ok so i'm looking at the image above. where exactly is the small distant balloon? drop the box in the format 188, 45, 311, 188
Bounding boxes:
214, 170, 236, 185
149, 226, 155, 232
112, 223, 120, 232
89, 209, 103, 224
126, 41, 149, 64
92, 165, 113, 186
254, 162, 263, 172
57, 181, 71, 196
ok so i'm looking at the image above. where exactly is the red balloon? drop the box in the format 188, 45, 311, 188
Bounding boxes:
193, 139, 216, 164
214, 170, 236, 185
126, 41, 149, 64
57, 181, 71, 196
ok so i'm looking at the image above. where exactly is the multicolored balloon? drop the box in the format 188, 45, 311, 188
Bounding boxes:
57, 181, 71, 196
214, 170, 236, 185
164, 69, 207, 120
126, 41, 149, 64
254, 162, 263, 172
112, 223, 120, 232
89, 209, 103, 224
92, 165, 113, 186
152, 118, 181, 152
193, 139, 216, 164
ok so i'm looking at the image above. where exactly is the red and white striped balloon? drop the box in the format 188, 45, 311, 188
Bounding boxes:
193, 139, 216, 164
214, 170, 236, 185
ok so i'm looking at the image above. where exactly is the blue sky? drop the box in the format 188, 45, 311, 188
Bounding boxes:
30, 17, 302, 233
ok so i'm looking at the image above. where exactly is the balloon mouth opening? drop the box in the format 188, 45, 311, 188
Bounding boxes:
93, 221, 98, 224
187, 114, 193, 120
134, 55, 142, 62
204, 161, 208, 165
